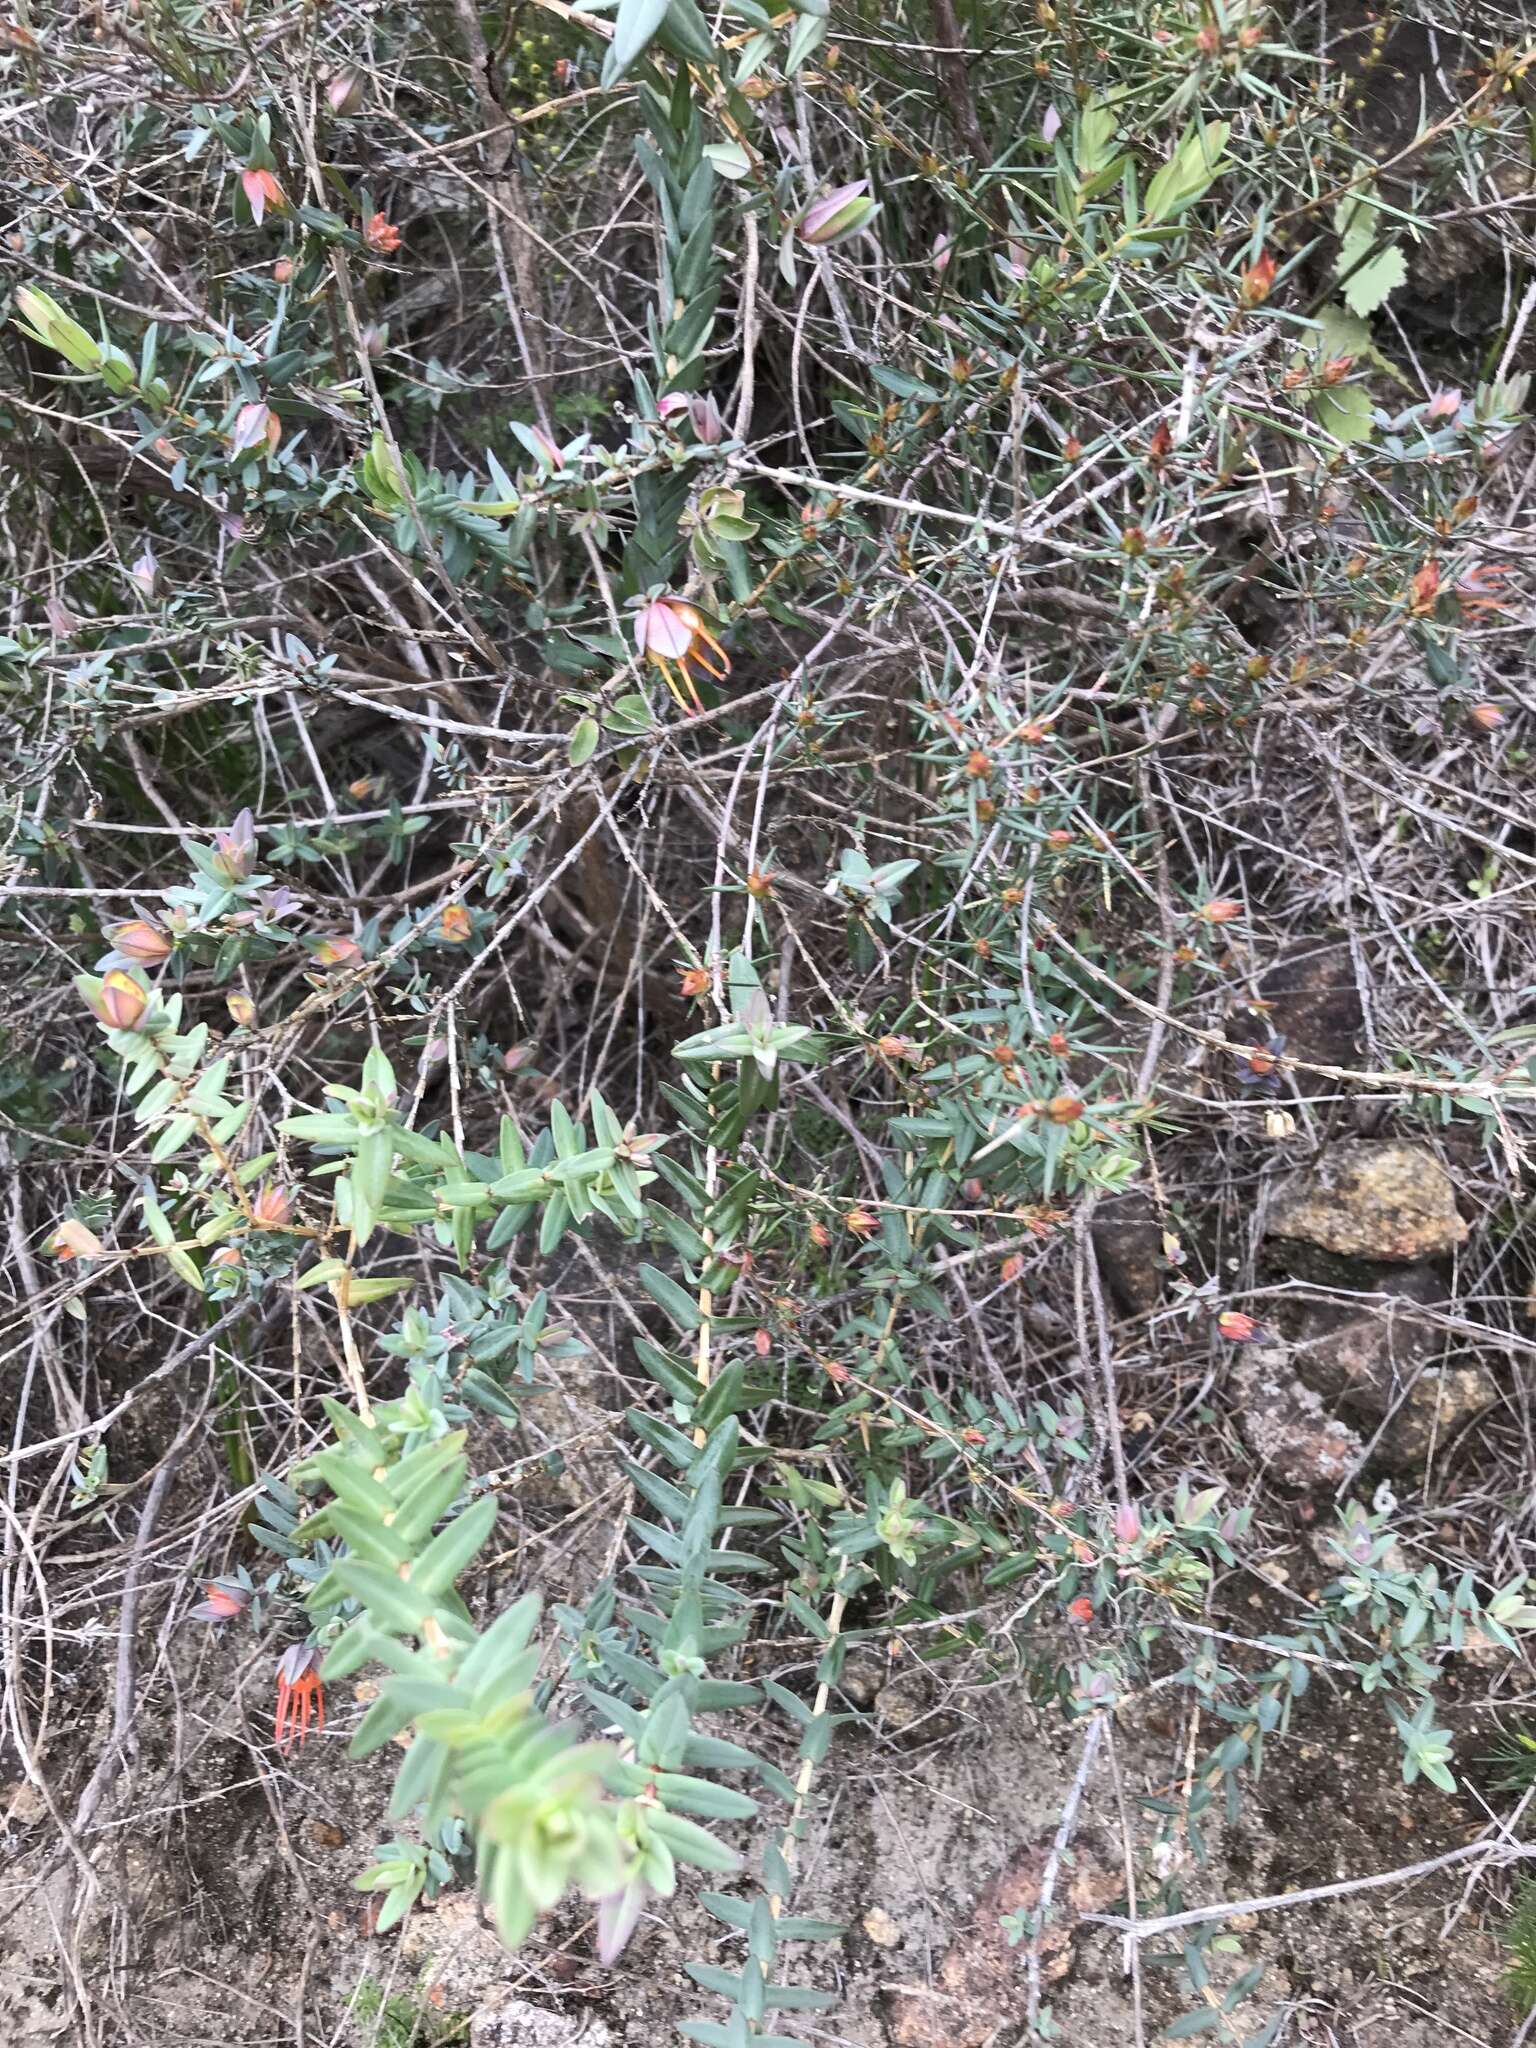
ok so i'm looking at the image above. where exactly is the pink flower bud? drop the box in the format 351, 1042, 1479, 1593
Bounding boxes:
325, 67, 366, 116
797, 180, 878, 248
107, 917, 172, 964
231, 401, 280, 458
240, 166, 287, 226
1113, 1502, 1141, 1546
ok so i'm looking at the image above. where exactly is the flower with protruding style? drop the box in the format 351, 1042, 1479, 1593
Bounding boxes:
274, 1642, 325, 1750
633, 594, 730, 716
796, 180, 878, 247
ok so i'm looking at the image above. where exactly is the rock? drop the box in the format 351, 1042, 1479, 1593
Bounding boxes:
1234, 1348, 1364, 1489
886, 1835, 1120, 2048
471, 2002, 613, 2048
1090, 1190, 1166, 1316
402, 1894, 510, 2012
1266, 1144, 1467, 1263
1293, 1272, 1445, 1417
863, 1906, 902, 1949
1257, 943, 1363, 1070
1376, 1365, 1499, 1468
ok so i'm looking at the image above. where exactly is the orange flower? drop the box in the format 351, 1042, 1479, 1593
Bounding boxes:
226, 991, 257, 1027
1217, 1309, 1259, 1342
1147, 419, 1173, 465
311, 935, 362, 968
1239, 248, 1276, 308
1455, 563, 1514, 618
1067, 1596, 1094, 1624
107, 917, 171, 963
92, 970, 148, 1031
678, 964, 712, 1000
844, 1207, 878, 1237
633, 594, 730, 715
362, 212, 402, 256
274, 1643, 325, 1751
1046, 1031, 1070, 1055
1468, 702, 1505, 732
251, 1183, 292, 1228
192, 1580, 252, 1623
240, 166, 287, 225
1407, 559, 1441, 615
1044, 1096, 1084, 1125
1318, 353, 1355, 387
49, 1218, 105, 1260
438, 903, 473, 943
1000, 1254, 1023, 1283
1196, 898, 1243, 924
809, 1219, 831, 1249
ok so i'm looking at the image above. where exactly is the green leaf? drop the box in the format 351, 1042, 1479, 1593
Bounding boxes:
1341, 243, 1406, 317
409, 1493, 499, 1597
604, 0, 669, 82
568, 716, 599, 767
1166, 2013, 1220, 2039
639, 1262, 705, 1331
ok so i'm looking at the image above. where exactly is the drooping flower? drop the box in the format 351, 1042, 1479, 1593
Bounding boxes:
325, 67, 366, 116
192, 1579, 252, 1623
1217, 1308, 1260, 1342
44, 594, 81, 639
127, 542, 159, 602
678, 963, 712, 1000
633, 594, 730, 716
1113, 1502, 1141, 1546
274, 1642, 325, 1750
796, 179, 878, 248
49, 1218, 106, 1260
844, 1206, 878, 1237
362, 212, 402, 256
226, 991, 257, 1027
657, 390, 725, 444
310, 934, 362, 968
106, 916, 172, 964
1041, 103, 1062, 144
1424, 386, 1462, 422
1195, 898, 1243, 924
1468, 701, 1505, 732
231, 400, 281, 458
241, 166, 287, 225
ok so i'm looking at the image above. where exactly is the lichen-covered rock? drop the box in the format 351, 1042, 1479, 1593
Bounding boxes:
1266, 1144, 1467, 1263
1376, 1364, 1499, 1468
1234, 1349, 1364, 1488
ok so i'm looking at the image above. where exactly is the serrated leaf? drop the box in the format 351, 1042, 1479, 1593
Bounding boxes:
1341, 242, 1406, 316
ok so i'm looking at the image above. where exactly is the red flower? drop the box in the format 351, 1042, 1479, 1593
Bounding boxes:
275, 1643, 325, 1751
1217, 1309, 1259, 1342
192, 1579, 251, 1623
1195, 898, 1243, 925
678, 964, 712, 1000
1067, 1596, 1094, 1624
844, 1207, 878, 1238
362, 212, 402, 255
1407, 559, 1441, 616
1239, 248, 1276, 308
633, 594, 730, 716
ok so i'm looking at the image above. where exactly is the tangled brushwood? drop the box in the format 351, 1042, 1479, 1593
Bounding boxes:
5, 0, 1536, 2042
